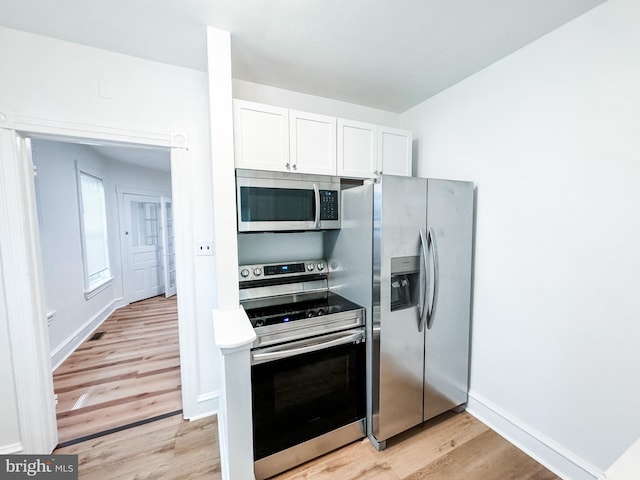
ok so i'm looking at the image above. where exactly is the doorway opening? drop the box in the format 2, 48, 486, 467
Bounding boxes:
29, 135, 182, 445
120, 191, 176, 303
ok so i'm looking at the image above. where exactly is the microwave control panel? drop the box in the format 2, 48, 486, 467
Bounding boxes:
319, 190, 339, 220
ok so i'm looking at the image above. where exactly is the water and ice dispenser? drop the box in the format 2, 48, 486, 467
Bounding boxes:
390, 256, 421, 311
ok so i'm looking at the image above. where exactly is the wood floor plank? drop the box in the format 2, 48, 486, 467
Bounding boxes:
273, 437, 398, 480
56, 369, 180, 413
53, 356, 180, 392
400, 428, 547, 480
55, 414, 220, 480
380, 411, 490, 479
56, 391, 182, 444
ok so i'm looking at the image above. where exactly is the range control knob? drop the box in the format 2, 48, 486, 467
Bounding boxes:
306, 264, 315, 271
240, 268, 250, 278
253, 268, 263, 276
316, 263, 325, 271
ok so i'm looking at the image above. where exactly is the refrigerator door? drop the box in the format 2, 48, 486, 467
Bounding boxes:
372, 175, 428, 444
423, 179, 474, 421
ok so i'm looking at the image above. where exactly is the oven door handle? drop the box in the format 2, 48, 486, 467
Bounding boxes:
252, 330, 364, 365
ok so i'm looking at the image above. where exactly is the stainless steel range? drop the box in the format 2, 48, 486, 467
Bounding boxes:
239, 259, 366, 480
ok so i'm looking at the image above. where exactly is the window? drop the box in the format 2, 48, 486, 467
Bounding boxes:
78, 171, 112, 298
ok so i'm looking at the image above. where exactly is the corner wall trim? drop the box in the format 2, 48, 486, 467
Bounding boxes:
466, 390, 602, 480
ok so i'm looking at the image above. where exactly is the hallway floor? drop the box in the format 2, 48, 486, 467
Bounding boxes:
53, 295, 181, 445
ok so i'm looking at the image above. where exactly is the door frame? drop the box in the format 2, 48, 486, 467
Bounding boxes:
117, 187, 169, 304
160, 195, 177, 298
0, 115, 195, 453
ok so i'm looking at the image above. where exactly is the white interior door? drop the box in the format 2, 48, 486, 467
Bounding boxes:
161, 196, 176, 298
123, 193, 164, 303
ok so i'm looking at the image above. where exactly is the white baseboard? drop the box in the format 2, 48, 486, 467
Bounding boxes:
50, 297, 127, 371
467, 390, 602, 480
184, 391, 220, 421
0, 442, 23, 454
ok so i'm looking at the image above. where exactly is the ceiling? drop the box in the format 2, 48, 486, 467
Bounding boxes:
88, 144, 171, 173
32, 136, 171, 172
0, 0, 605, 113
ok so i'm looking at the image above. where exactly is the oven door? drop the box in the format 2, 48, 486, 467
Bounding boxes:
251, 329, 366, 461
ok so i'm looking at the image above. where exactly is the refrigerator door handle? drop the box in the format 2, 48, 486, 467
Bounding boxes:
313, 183, 321, 228
418, 227, 429, 332
427, 226, 440, 329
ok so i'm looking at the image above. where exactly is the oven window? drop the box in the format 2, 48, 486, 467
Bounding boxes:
240, 186, 314, 222
251, 341, 365, 460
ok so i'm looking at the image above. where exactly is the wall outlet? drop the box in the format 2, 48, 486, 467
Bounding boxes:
196, 241, 214, 256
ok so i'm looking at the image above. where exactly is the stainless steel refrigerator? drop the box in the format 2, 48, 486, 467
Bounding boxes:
326, 175, 474, 450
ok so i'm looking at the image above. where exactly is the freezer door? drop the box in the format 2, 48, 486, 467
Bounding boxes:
372, 175, 428, 443
423, 179, 474, 421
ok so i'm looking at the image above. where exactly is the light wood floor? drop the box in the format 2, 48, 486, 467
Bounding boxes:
53, 295, 182, 445
55, 411, 220, 480
55, 410, 560, 479
274, 411, 560, 480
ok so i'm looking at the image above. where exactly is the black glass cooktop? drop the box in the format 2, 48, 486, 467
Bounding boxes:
244, 291, 362, 329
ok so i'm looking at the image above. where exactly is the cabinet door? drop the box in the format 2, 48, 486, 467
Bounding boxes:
337, 119, 378, 179
289, 110, 336, 175
378, 127, 412, 176
233, 99, 289, 172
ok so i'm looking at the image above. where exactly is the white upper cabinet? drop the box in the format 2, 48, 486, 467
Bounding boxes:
338, 121, 412, 179
233, 100, 290, 172
336, 119, 378, 179
378, 127, 413, 176
289, 110, 337, 175
233, 99, 412, 179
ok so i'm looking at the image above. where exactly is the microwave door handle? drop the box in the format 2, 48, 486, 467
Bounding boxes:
418, 227, 429, 332
251, 330, 364, 365
313, 183, 320, 228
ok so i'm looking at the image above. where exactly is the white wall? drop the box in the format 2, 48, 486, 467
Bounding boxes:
0, 272, 21, 453
233, 79, 400, 126
400, 0, 640, 474
237, 232, 324, 265
32, 139, 171, 367
0, 24, 218, 445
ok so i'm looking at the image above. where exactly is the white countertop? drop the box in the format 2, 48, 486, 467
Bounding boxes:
212, 306, 256, 352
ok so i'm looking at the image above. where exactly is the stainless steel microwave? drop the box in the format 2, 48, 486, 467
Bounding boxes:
236, 169, 341, 232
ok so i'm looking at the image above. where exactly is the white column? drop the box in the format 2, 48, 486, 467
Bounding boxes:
213, 308, 256, 480
207, 27, 255, 479
207, 26, 240, 310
